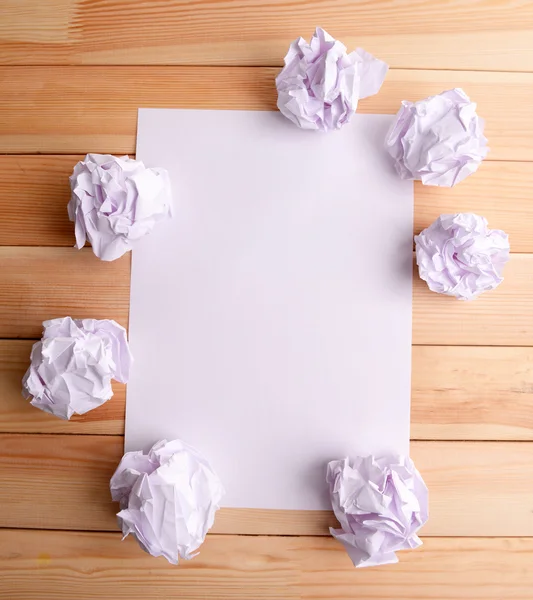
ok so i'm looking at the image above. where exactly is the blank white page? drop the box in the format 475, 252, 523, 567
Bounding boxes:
128, 109, 413, 510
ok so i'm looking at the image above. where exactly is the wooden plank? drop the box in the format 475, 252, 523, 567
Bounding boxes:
1, 67, 532, 160
1, 0, 533, 72
412, 253, 533, 346
1, 531, 533, 600
411, 346, 533, 441
1, 434, 532, 536
0, 155, 75, 247
0, 433, 333, 535
414, 161, 533, 254
0, 247, 130, 339
2, 247, 532, 345
3, 157, 533, 252
0, 340, 125, 434
3, 341, 532, 440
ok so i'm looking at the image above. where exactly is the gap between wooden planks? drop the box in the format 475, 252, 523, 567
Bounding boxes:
2, 156, 533, 252
1, 247, 532, 345
2, 341, 533, 440
1, 67, 533, 159
1, 529, 533, 600
1, 0, 533, 72
0, 434, 532, 537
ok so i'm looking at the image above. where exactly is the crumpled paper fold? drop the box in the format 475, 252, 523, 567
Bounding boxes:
385, 88, 488, 187
415, 213, 510, 300
68, 153, 172, 261
22, 317, 132, 419
327, 455, 428, 568
276, 27, 388, 131
110, 439, 225, 564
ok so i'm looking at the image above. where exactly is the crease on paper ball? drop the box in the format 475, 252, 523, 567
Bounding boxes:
415, 213, 510, 300
276, 27, 388, 131
68, 153, 172, 261
327, 455, 428, 568
110, 439, 225, 564
385, 88, 488, 187
22, 317, 132, 420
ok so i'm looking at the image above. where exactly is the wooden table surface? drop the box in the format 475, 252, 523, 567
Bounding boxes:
1, 2, 533, 598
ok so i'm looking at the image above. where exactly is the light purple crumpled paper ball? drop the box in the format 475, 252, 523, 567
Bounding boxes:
68, 153, 172, 261
22, 316, 132, 420
415, 213, 510, 301
385, 88, 488, 187
327, 455, 428, 568
276, 27, 388, 131
110, 439, 225, 564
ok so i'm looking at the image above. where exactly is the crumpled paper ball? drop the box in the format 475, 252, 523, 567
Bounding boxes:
110, 439, 224, 564
22, 317, 132, 420
68, 153, 172, 261
276, 27, 388, 131
327, 455, 428, 568
415, 213, 510, 300
385, 88, 488, 187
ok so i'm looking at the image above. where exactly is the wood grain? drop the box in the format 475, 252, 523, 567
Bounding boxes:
1, 68, 533, 160
1, 434, 532, 537
414, 161, 533, 253
2, 247, 531, 345
1, 530, 532, 600
3, 341, 533, 440
2, 0, 533, 72
0, 340, 125, 434
411, 346, 533, 441
0, 155, 75, 247
3, 157, 533, 252
412, 253, 533, 346
0, 247, 130, 338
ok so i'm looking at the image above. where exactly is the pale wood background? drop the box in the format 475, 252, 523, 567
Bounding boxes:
1, 1, 533, 598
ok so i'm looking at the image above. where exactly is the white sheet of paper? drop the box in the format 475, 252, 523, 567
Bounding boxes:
127, 109, 414, 510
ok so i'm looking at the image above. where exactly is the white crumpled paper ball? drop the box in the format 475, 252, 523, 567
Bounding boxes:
385, 88, 488, 187
68, 153, 172, 261
415, 213, 510, 300
276, 27, 388, 131
327, 455, 428, 568
22, 317, 132, 420
110, 439, 224, 564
